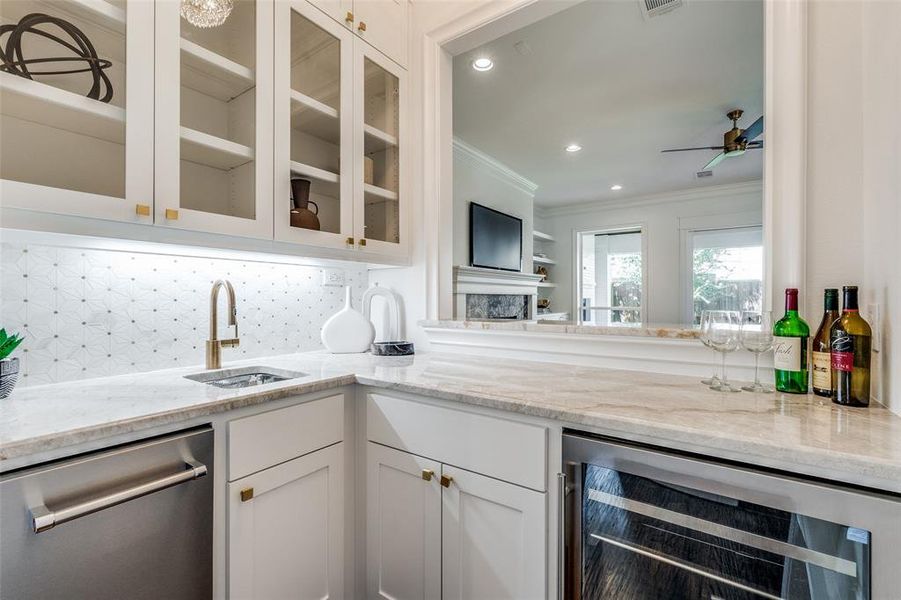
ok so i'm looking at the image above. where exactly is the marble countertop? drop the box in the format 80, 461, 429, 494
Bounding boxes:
2, 351, 899, 493
421, 319, 700, 339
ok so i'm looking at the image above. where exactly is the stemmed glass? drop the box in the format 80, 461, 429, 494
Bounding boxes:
699, 310, 721, 387
706, 310, 741, 393
740, 310, 774, 393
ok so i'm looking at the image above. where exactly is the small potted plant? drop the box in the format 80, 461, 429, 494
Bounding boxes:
0, 329, 24, 399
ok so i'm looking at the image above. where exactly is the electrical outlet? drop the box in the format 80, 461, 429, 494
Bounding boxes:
321, 269, 345, 287
866, 303, 881, 353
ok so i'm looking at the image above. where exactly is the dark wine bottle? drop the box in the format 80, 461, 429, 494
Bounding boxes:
830, 286, 872, 407
773, 288, 809, 394
812, 289, 840, 397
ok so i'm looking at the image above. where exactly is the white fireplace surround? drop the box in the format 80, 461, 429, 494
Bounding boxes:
453, 265, 543, 320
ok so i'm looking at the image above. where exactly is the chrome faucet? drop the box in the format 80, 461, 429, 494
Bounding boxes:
206, 279, 240, 370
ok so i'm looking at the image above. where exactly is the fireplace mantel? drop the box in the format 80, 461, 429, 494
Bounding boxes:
453, 265, 543, 320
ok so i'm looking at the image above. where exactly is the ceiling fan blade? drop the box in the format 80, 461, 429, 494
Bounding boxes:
703, 152, 728, 170
737, 115, 763, 142
661, 146, 725, 153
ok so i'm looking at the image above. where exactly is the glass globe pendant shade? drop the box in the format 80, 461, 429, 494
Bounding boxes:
180, 0, 233, 28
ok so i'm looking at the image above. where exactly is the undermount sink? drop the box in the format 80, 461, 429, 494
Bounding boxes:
184, 366, 307, 389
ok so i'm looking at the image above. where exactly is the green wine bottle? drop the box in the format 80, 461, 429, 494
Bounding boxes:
773, 288, 810, 394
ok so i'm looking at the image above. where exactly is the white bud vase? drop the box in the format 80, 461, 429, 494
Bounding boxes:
321, 286, 375, 353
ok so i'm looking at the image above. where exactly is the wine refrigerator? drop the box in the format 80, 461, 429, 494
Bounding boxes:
562, 432, 901, 599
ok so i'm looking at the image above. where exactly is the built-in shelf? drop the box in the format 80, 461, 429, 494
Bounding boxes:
533, 230, 555, 243
1, 0, 126, 34
180, 38, 255, 101
537, 282, 557, 288
0, 72, 125, 143
180, 127, 254, 170
290, 89, 339, 145
363, 183, 398, 202
363, 124, 397, 153
290, 160, 340, 198
533, 256, 556, 265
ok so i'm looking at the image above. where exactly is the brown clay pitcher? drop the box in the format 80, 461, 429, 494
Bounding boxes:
290, 178, 320, 230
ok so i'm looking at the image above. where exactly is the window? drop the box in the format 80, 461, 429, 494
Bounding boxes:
689, 226, 763, 324
579, 230, 642, 324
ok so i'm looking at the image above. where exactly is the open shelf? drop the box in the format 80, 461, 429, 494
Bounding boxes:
290, 160, 339, 198
533, 256, 556, 265
533, 230, 555, 243
363, 183, 398, 202
1, 0, 125, 34
363, 124, 397, 153
180, 127, 253, 170
0, 72, 125, 143
537, 282, 557, 288
291, 89, 339, 145
181, 38, 255, 101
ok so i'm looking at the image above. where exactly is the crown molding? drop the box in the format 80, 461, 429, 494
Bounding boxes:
539, 180, 763, 218
452, 137, 539, 197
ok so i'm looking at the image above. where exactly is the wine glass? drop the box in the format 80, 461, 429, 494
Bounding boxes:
699, 310, 721, 387
706, 310, 741, 393
740, 311, 774, 393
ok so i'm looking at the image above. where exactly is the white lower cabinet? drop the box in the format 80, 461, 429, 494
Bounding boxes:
366, 442, 547, 600
228, 442, 344, 599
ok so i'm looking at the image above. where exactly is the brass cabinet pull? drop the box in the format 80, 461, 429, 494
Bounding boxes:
346, 236, 355, 245
240, 488, 254, 502
345, 11, 354, 23
421, 469, 434, 482
440, 474, 453, 488
359, 238, 367, 247
165, 208, 179, 220
357, 21, 366, 32
135, 203, 150, 216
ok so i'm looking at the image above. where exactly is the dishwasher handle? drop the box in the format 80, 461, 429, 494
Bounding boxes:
30, 460, 208, 534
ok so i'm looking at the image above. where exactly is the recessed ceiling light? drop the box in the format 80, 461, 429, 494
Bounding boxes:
565, 144, 582, 153
472, 57, 493, 72
610, 184, 623, 191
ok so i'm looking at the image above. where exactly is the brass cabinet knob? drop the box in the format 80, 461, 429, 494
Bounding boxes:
240, 488, 254, 502
135, 203, 151, 216
359, 238, 367, 247
421, 469, 434, 482
165, 208, 179, 220
357, 21, 366, 32
440, 474, 453, 488
346, 236, 355, 245
345, 10, 354, 23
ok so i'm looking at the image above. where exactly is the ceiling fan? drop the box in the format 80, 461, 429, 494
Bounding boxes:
661, 109, 764, 171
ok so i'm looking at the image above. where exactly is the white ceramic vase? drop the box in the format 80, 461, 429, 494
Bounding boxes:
321, 287, 375, 353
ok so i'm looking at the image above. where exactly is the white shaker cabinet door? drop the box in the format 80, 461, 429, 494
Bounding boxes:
351, 0, 408, 68
441, 465, 547, 600
366, 442, 441, 600
228, 442, 344, 599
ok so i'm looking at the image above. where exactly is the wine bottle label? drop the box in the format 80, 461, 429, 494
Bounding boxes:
831, 331, 855, 373
773, 336, 802, 371
812, 351, 832, 389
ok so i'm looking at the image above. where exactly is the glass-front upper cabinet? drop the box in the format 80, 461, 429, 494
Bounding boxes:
154, 0, 273, 238
355, 43, 405, 257
0, 0, 153, 222
274, 1, 353, 250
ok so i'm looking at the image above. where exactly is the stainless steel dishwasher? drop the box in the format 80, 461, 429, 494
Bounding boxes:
563, 431, 901, 600
0, 426, 213, 600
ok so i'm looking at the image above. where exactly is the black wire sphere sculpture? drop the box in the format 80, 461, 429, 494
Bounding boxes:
0, 13, 113, 103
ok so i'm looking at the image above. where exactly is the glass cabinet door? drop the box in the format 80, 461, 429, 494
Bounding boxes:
354, 43, 405, 256
155, 0, 273, 238
0, 0, 153, 222
273, 1, 353, 249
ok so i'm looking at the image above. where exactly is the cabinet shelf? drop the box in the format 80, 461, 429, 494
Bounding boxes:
180, 127, 254, 170
291, 89, 339, 145
363, 124, 397, 153
1, 0, 125, 34
290, 160, 339, 198
0, 72, 125, 143
533, 230, 555, 243
363, 183, 398, 202
180, 38, 255, 101
537, 282, 557, 288
533, 256, 556, 265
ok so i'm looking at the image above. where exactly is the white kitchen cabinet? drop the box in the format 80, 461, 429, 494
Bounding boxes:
0, 0, 154, 222
154, 0, 274, 238
308, 0, 409, 68
441, 464, 546, 600
229, 442, 344, 599
366, 442, 441, 600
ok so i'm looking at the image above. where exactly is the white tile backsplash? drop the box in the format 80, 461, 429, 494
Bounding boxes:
0, 241, 367, 387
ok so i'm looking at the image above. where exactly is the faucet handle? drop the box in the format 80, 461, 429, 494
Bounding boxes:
221, 338, 240, 349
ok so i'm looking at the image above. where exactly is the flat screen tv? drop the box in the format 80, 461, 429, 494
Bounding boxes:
469, 202, 522, 272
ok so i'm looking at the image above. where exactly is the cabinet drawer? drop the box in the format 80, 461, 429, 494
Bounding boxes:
366, 392, 547, 491
229, 394, 344, 481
